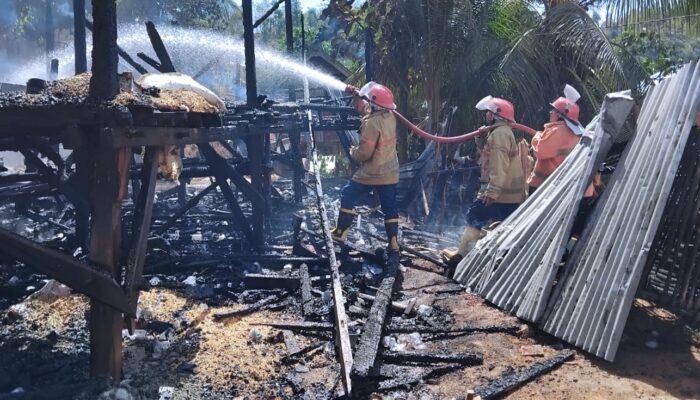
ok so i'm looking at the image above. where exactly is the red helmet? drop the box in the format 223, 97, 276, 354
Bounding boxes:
475, 96, 515, 122
358, 82, 397, 110
550, 97, 580, 124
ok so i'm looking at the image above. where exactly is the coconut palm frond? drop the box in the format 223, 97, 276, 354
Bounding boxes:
497, 2, 651, 127
605, 0, 700, 34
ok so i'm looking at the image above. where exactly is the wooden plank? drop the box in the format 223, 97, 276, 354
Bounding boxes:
105, 126, 249, 148
145, 21, 176, 72
200, 143, 266, 209
474, 350, 575, 400
123, 147, 158, 312
306, 112, 353, 396
0, 227, 131, 314
351, 258, 400, 380
382, 351, 483, 366
253, 321, 334, 332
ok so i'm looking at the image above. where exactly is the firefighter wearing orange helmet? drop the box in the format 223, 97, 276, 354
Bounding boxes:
528, 85, 602, 236
442, 96, 530, 274
332, 82, 401, 254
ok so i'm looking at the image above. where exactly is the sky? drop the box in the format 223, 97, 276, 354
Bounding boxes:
299, 0, 328, 11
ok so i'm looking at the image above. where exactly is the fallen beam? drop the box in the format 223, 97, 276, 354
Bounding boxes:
85, 18, 147, 74
153, 182, 216, 235
474, 350, 575, 400
352, 256, 400, 380
255, 321, 334, 332
377, 364, 463, 392
300, 263, 315, 317
0, 227, 132, 315
383, 351, 483, 366
244, 273, 299, 290
307, 110, 353, 395
386, 323, 521, 335
145, 21, 176, 72
213, 294, 283, 320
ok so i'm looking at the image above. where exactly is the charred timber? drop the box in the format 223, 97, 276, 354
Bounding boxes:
0, 227, 132, 315
386, 323, 521, 335
474, 350, 575, 400
85, 19, 147, 74
145, 21, 176, 73
89, 0, 119, 100
213, 294, 284, 320
382, 351, 483, 366
351, 255, 400, 380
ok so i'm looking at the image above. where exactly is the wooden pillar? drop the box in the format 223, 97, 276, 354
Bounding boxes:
88, 0, 122, 379
73, 0, 87, 74
242, 0, 257, 107
74, 147, 91, 249
247, 126, 266, 246
285, 0, 295, 102
88, 142, 130, 379
89, 0, 119, 100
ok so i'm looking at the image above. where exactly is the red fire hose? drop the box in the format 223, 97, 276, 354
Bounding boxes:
346, 84, 537, 143
391, 109, 537, 143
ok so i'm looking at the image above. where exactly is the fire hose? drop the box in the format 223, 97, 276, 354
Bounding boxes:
345, 85, 537, 142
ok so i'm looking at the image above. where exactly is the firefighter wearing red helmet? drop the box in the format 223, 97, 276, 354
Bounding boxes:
332, 82, 401, 255
442, 96, 529, 274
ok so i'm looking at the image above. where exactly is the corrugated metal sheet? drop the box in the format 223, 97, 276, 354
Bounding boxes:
541, 61, 700, 361
453, 60, 700, 362
453, 91, 634, 324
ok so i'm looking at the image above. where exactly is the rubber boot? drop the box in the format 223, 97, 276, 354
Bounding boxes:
332, 208, 355, 242
384, 218, 400, 254
443, 226, 483, 278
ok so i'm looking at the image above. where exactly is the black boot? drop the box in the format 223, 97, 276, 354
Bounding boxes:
332, 208, 355, 242
384, 218, 400, 254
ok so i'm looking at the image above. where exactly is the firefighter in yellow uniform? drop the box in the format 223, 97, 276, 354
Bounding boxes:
332, 82, 401, 254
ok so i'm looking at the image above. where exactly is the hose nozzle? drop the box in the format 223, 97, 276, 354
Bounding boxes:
344, 84, 359, 95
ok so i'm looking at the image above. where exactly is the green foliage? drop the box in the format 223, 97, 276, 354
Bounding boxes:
489, 0, 539, 41
613, 30, 687, 76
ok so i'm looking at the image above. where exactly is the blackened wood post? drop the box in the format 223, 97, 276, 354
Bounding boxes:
286, 120, 304, 203
145, 21, 176, 73
247, 126, 266, 246
89, 0, 119, 100
88, 141, 130, 379
242, 0, 257, 107
74, 148, 90, 249
285, 0, 295, 101
45, 0, 54, 77
74, 0, 87, 74
365, 27, 375, 82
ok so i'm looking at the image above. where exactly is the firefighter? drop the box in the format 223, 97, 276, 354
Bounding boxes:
442, 96, 529, 273
332, 82, 400, 254
528, 85, 602, 236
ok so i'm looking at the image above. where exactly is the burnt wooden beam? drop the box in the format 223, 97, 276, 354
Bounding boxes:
376, 364, 463, 393
145, 21, 176, 73
386, 323, 521, 335
20, 148, 87, 210
300, 263, 314, 317
242, 0, 257, 107
87, 142, 130, 379
351, 257, 400, 381
136, 52, 164, 73
254, 321, 334, 332
201, 143, 266, 210
246, 127, 267, 245
153, 182, 216, 235
89, 0, 119, 100
74, 0, 87, 73
73, 147, 90, 249
123, 147, 158, 313
282, 341, 326, 363
0, 227, 131, 315
306, 116, 353, 396
382, 351, 483, 366
474, 350, 575, 400
253, 0, 286, 29
105, 126, 250, 149
213, 294, 284, 320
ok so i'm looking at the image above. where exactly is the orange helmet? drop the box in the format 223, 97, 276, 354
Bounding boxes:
475, 96, 515, 122
550, 84, 581, 124
358, 82, 397, 110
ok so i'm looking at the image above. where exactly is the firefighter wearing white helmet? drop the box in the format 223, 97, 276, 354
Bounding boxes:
442, 95, 530, 275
